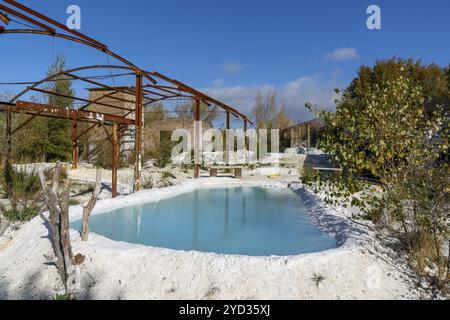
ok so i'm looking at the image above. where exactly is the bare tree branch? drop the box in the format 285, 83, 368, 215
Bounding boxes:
81, 168, 102, 241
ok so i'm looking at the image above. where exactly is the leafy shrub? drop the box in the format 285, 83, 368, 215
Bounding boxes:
142, 177, 154, 189
308, 67, 450, 289
300, 162, 317, 183
0, 165, 42, 222
2, 206, 40, 222
145, 141, 176, 168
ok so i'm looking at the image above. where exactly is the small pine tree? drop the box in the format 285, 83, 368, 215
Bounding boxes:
43, 54, 74, 161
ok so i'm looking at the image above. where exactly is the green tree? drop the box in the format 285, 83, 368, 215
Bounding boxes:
445, 64, 450, 92
307, 59, 449, 288
43, 54, 74, 161
10, 55, 74, 162
144, 103, 167, 124
347, 58, 449, 105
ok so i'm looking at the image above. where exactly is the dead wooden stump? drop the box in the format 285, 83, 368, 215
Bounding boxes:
38, 163, 77, 296
81, 168, 102, 241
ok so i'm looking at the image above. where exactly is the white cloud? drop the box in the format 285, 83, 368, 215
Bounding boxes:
325, 47, 359, 61
223, 62, 242, 74
202, 75, 338, 123
212, 78, 224, 87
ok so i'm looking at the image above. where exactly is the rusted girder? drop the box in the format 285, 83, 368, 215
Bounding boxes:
0, 1, 156, 83
3, 0, 103, 48
0, 10, 10, 24
9, 101, 134, 125
0, 4, 55, 33
194, 98, 201, 179
148, 71, 253, 125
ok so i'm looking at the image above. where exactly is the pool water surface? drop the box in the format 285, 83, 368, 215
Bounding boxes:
72, 187, 337, 256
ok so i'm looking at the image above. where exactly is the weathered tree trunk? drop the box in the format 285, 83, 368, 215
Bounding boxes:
81, 168, 102, 241
38, 163, 77, 297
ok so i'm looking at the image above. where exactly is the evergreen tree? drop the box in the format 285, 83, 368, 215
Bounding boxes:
43, 54, 74, 161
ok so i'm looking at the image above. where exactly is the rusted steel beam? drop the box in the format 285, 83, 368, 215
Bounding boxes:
149, 71, 253, 124
63, 72, 138, 103
0, 11, 10, 24
111, 123, 118, 198
134, 73, 143, 192
145, 85, 183, 96
142, 88, 170, 98
8, 65, 133, 104
12, 101, 134, 125
244, 117, 249, 158
0, 4, 55, 33
0, 29, 106, 51
143, 95, 194, 106
0, 2, 155, 84
226, 112, 231, 164
72, 116, 79, 169
18, 111, 106, 125
194, 98, 201, 179
4, 0, 105, 49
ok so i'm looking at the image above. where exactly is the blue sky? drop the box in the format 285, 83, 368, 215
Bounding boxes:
1, 0, 449, 124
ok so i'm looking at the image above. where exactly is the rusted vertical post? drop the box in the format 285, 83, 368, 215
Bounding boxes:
194, 98, 201, 179
134, 72, 143, 192
71, 116, 79, 169
112, 123, 118, 198
244, 117, 248, 146
244, 117, 248, 165
226, 112, 230, 164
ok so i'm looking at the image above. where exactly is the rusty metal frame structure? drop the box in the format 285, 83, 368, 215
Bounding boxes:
0, 0, 252, 197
